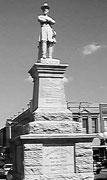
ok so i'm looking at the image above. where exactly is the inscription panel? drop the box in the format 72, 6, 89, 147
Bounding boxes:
43, 146, 74, 175
39, 78, 66, 107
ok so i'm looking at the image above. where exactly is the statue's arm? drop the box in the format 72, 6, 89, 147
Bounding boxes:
46, 16, 55, 24
38, 15, 55, 25
38, 15, 47, 23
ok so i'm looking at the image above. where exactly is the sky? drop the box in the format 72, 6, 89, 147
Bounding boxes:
0, 0, 107, 127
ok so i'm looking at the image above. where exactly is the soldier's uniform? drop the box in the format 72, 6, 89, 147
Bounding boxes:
38, 3, 56, 59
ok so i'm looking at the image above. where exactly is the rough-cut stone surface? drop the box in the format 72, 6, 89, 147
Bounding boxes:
24, 151, 42, 166
23, 142, 94, 180
24, 144, 43, 151
80, 173, 94, 180
33, 112, 72, 121
24, 166, 42, 175
23, 112, 82, 134
72, 122, 82, 133
76, 163, 93, 173
24, 144, 43, 177
76, 142, 92, 149
75, 142, 93, 173
24, 121, 73, 134
24, 173, 94, 180
76, 156, 92, 165
24, 175, 41, 180
76, 148, 92, 157
24, 121, 82, 134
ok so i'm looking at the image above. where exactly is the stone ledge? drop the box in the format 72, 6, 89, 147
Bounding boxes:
20, 133, 96, 140
28, 63, 69, 79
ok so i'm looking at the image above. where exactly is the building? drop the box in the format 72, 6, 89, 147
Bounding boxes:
67, 102, 107, 135
67, 102, 107, 174
67, 102, 101, 134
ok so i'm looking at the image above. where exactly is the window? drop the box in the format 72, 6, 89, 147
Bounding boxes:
82, 117, 88, 133
92, 117, 97, 133
73, 116, 79, 122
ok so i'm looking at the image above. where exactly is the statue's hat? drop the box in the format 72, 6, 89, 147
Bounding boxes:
41, 2, 50, 10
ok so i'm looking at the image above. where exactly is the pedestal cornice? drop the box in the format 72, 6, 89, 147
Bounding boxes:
28, 62, 69, 79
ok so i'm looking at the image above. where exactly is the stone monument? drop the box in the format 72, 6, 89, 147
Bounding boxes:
12, 3, 95, 180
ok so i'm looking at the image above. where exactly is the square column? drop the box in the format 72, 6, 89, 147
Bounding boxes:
28, 60, 69, 113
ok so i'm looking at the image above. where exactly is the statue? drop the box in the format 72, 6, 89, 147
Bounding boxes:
38, 2, 56, 60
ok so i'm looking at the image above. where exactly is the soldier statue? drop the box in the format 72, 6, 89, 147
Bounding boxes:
38, 2, 56, 60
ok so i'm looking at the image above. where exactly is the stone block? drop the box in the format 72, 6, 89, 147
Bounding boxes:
24, 173, 94, 180
23, 111, 83, 134
24, 152, 42, 166
24, 158, 42, 166
24, 150, 42, 158
76, 148, 93, 157
72, 122, 82, 133
24, 144, 43, 167
43, 174, 80, 180
76, 142, 92, 149
41, 173, 93, 180
80, 172, 94, 180
24, 175, 42, 180
24, 166, 42, 175
33, 112, 72, 121
24, 144, 43, 151
76, 163, 93, 173
76, 156, 93, 165
75, 142, 93, 158
75, 142, 93, 174
24, 121, 73, 134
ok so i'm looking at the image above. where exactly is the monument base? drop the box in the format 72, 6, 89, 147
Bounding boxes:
12, 59, 95, 180
13, 134, 95, 180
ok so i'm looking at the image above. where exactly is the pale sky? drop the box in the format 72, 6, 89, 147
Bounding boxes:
0, 0, 107, 127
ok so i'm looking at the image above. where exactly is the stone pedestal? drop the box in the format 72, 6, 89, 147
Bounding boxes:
22, 60, 82, 134
28, 60, 68, 112
12, 59, 95, 180
13, 134, 95, 180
